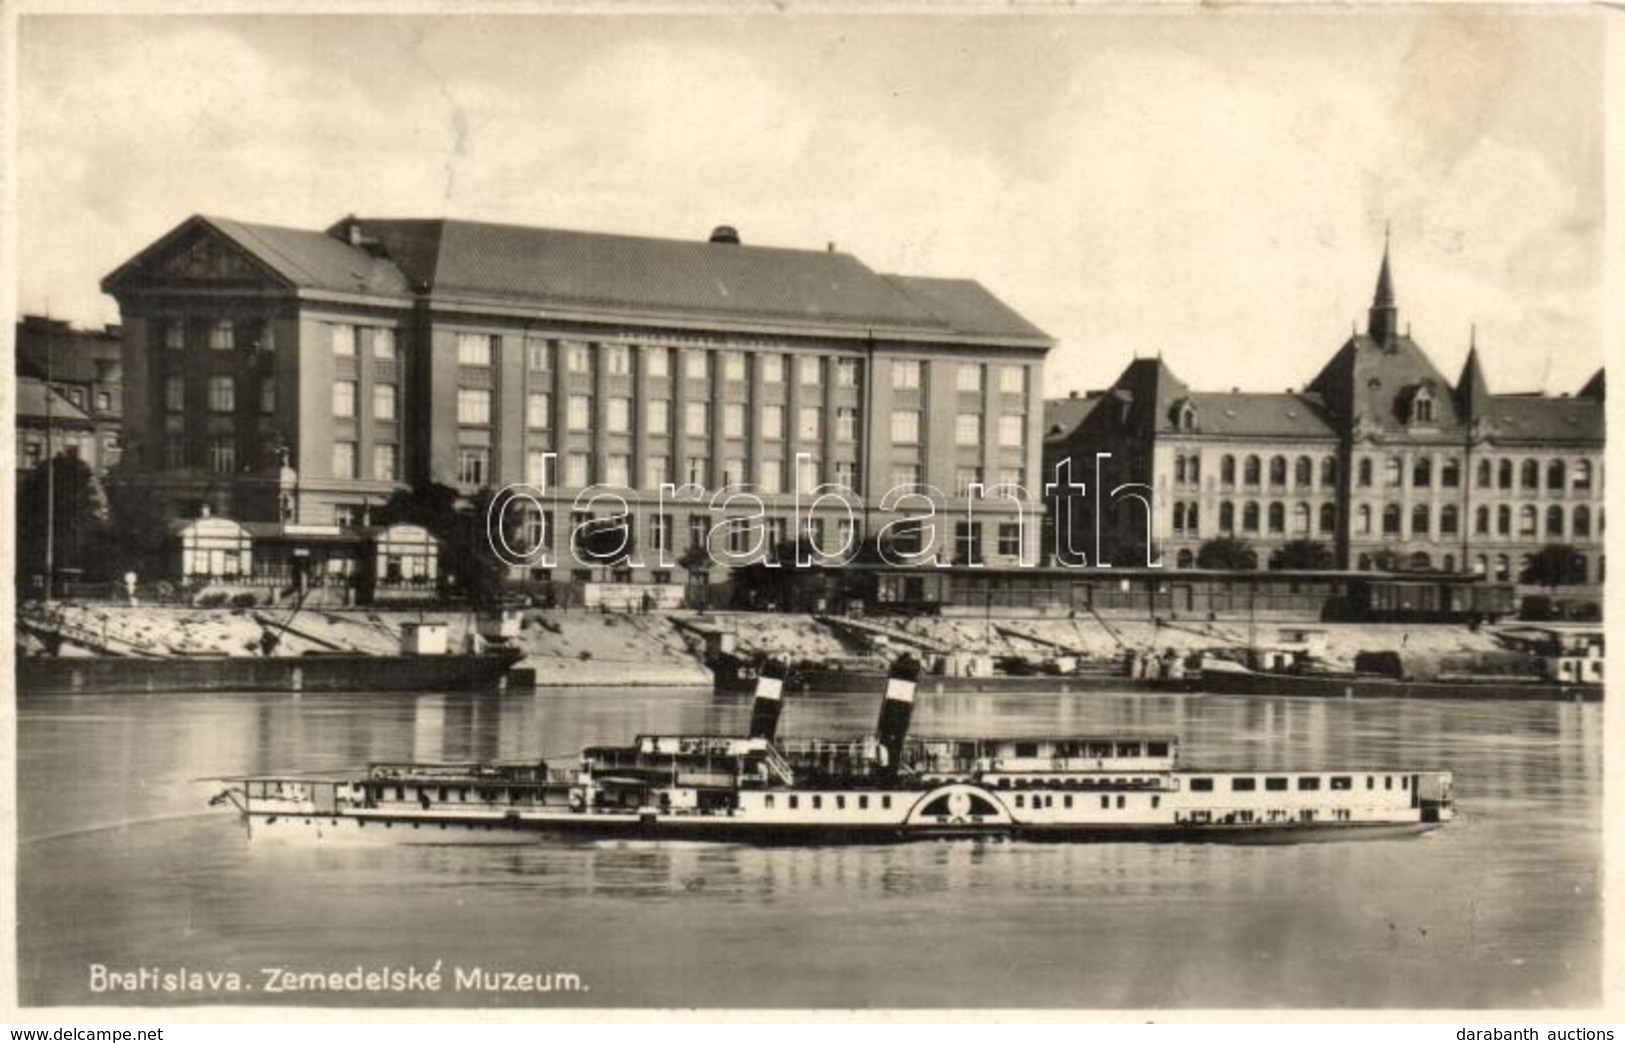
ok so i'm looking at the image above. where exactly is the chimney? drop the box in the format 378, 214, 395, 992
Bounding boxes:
1069, 390, 1079, 399
746, 658, 788, 740
709, 225, 741, 245
874, 656, 922, 774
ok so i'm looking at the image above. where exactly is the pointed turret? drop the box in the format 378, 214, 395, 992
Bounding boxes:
1455, 330, 1492, 424
1368, 232, 1398, 343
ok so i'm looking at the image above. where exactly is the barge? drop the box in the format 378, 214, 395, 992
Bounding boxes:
215, 659, 1454, 844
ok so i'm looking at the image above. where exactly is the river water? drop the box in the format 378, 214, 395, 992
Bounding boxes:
17, 685, 1601, 1009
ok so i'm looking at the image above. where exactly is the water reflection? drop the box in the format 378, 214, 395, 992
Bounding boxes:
17, 686, 1601, 1009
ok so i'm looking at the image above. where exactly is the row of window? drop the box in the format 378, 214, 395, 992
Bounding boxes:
1352, 502, 1602, 540
451, 333, 1030, 396
1011, 793, 1158, 810
1203, 501, 1338, 537
167, 375, 278, 416
1186, 775, 1406, 793
1211, 454, 1336, 489
762, 792, 893, 811
1197, 453, 1601, 494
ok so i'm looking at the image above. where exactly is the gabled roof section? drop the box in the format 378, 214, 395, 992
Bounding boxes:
1183, 392, 1338, 439
350, 217, 1047, 343
1043, 393, 1105, 440
1481, 395, 1603, 446
1305, 333, 1461, 430
1578, 368, 1605, 401
1455, 344, 1492, 423
1110, 357, 1190, 435
17, 376, 93, 424
102, 215, 414, 298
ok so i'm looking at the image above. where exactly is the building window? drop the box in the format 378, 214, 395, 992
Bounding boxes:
644, 347, 668, 378
893, 360, 922, 390
798, 407, 820, 442
650, 513, 672, 554
608, 397, 631, 433
1474, 506, 1490, 535
1574, 505, 1591, 538
570, 395, 594, 432
1477, 459, 1492, 488
722, 457, 747, 485
1383, 504, 1401, 536
724, 403, 747, 439
1356, 504, 1371, 535
997, 523, 1022, 557
458, 447, 488, 486
1219, 456, 1236, 487
686, 456, 709, 487
526, 338, 551, 372
1413, 392, 1434, 424
892, 411, 921, 445
833, 460, 859, 489
607, 454, 631, 487
761, 405, 784, 441
1499, 459, 1514, 489
1574, 460, 1593, 492
1358, 458, 1372, 487
1412, 504, 1430, 536
1320, 456, 1337, 488
1244, 456, 1261, 486
333, 441, 358, 479
1519, 505, 1537, 537
527, 392, 551, 429
999, 415, 1025, 449
373, 444, 398, 481
525, 450, 549, 487
837, 359, 860, 389
646, 455, 670, 488
374, 383, 398, 421
208, 375, 235, 413
1319, 503, 1336, 534
1267, 456, 1286, 487
759, 459, 784, 494
456, 333, 492, 368
836, 407, 858, 442
565, 452, 589, 487
164, 375, 186, 413
1547, 460, 1566, 491
955, 413, 981, 447
1520, 460, 1539, 490
1441, 458, 1460, 488
1413, 457, 1432, 487
723, 352, 746, 382
457, 387, 490, 426
1440, 505, 1458, 536
334, 380, 358, 419
759, 355, 783, 384
647, 399, 670, 436
209, 437, 236, 474
1547, 505, 1565, 538
95, 390, 112, 412
686, 401, 710, 438
957, 364, 983, 393
799, 357, 822, 386
955, 521, 983, 565
1292, 503, 1310, 535
1001, 366, 1026, 395
374, 328, 397, 362
209, 321, 236, 351
894, 463, 922, 488
1497, 505, 1511, 536
1294, 456, 1312, 488
567, 342, 592, 374
164, 320, 186, 351
1242, 502, 1259, 533
685, 352, 709, 380
165, 437, 186, 469
1384, 457, 1402, 487
260, 380, 276, 415
1219, 501, 1235, 533
605, 344, 631, 376
1267, 502, 1285, 534
954, 467, 983, 498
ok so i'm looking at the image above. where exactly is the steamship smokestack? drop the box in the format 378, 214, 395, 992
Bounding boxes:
747, 658, 789, 740
874, 655, 922, 773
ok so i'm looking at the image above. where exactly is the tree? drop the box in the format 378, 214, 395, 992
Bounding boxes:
18, 453, 108, 589
1520, 543, 1587, 588
375, 481, 510, 608
1196, 536, 1257, 570
1274, 539, 1335, 571
97, 469, 172, 581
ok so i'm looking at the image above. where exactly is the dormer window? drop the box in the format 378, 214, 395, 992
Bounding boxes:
1403, 383, 1437, 425
1172, 399, 1199, 432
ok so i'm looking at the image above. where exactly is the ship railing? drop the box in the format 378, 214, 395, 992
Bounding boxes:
759, 744, 797, 787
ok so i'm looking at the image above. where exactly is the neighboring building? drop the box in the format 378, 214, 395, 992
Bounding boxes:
102, 214, 1052, 591
14, 314, 124, 476
1044, 244, 1606, 585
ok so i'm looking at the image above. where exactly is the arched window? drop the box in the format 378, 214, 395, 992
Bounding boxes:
1176, 548, 1194, 569
1319, 503, 1336, 534
1497, 505, 1511, 536
1357, 553, 1373, 571
1242, 502, 1260, 533
1475, 506, 1489, 535
1547, 460, 1565, 491
1573, 505, 1591, 538
1320, 456, 1337, 488
1474, 554, 1488, 577
1498, 459, 1513, 489
1441, 458, 1460, 488
1411, 504, 1430, 536
1293, 503, 1310, 535
1412, 456, 1432, 487
1358, 458, 1372, 487
1440, 505, 1458, 535
1382, 504, 1401, 535
1442, 553, 1456, 573
1518, 554, 1532, 582
1409, 551, 1432, 570
1174, 457, 1186, 485
1476, 460, 1492, 488
1187, 503, 1199, 535
1574, 460, 1593, 491
1412, 389, 1434, 424
1573, 554, 1587, 584
1172, 502, 1186, 532
1495, 555, 1510, 581
1519, 505, 1537, 537
1244, 456, 1261, 486
1267, 502, 1285, 533
1547, 505, 1564, 538
1269, 456, 1287, 487
1188, 456, 1200, 485
1220, 455, 1236, 487
1178, 404, 1198, 432
1520, 460, 1539, 490
1219, 501, 1235, 533
1294, 456, 1312, 488
1384, 457, 1402, 487
1356, 505, 1372, 535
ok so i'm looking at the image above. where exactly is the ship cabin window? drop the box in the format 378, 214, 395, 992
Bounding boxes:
1297, 777, 1321, 791
996, 778, 1009, 789
1014, 794, 1024, 808
1100, 795, 1110, 809
1231, 777, 1256, 792
438, 787, 448, 802
1116, 742, 1142, 757
1265, 778, 1288, 792
788, 795, 799, 809
1147, 742, 1170, 757
1115, 795, 1126, 809
881, 796, 892, 810
1330, 776, 1353, 791
836, 795, 846, 810
810, 795, 823, 810
857, 795, 868, 810
1152, 796, 1161, 809
1366, 777, 1375, 790
1064, 795, 1073, 809
1384, 776, 1393, 790
1401, 777, 1410, 790
1087, 742, 1113, 758
1014, 742, 1039, 758
764, 794, 775, 808
395, 786, 405, 802
1189, 777, 1214, 792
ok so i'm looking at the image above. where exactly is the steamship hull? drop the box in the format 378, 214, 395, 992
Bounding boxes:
18, 649, 526, 695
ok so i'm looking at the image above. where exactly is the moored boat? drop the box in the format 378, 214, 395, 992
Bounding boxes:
215, 658, 1454, 844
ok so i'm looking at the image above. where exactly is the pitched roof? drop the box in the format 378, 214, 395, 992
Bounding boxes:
1479, 395, 1603, 445
1183, 392, 1338, 439
1578, 368, 1605, 400
350, 217, 1049, 343
1043, 392, 1106, 440
1455, 345, 1492, 422
1306, 333, 1462, 429
16, 376, 92, 424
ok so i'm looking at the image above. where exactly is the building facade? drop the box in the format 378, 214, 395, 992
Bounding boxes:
1044, 246, 1606, 587
102, 215, 1052, 590
15, 315, 124, 477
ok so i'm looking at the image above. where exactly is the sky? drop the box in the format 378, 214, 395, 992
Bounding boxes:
13, 9, 1609, 398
